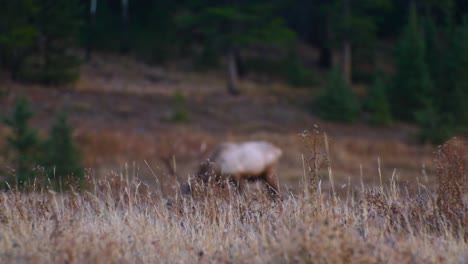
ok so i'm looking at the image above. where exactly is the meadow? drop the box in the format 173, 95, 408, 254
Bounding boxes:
0, 135, 465, 264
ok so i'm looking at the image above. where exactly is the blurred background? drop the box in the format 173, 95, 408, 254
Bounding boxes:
0, 0, 467, 192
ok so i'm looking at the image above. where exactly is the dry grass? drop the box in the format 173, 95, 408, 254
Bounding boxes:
0, 57, 466, 262
0, 137, 466, 264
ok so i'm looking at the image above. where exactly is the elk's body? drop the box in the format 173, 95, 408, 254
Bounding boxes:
194, 141, 282, 197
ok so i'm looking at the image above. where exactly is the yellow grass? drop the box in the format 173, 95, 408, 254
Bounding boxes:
0, 138, 466, 264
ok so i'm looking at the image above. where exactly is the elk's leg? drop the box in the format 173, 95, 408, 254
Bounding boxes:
263, 167, 280, 199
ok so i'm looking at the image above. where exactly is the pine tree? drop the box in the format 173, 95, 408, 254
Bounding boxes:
41, 113, 84, 190
414, 100, 454, 144
3, 97, 40, 188
422, 15, 444, 94
450, 16, 468, 126
420, 3, 467, 133
0, 0, 39, 80
315, 67, 360, 122
367, 73, 392, 126
391, 4, 433, 121
177, 1, 295, 95
20, 0, 82, 84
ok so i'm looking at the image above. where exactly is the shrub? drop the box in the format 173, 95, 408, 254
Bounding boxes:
169, 92, 190, 123
435, 138, 466, 239
390, 4, 433, 121
0, 0, 39, 80
2, 97, 40, 188
366, 73, 392, 126
244, 54, 317, 87
40, 113, 84, 190
19, 55, 80, 85
0, 87, 9, 100
283, 52, 318, 87
414, 101, 454, 144
193, 41, 221, 71
18, 0, 82, 85
315, 67, 360, 122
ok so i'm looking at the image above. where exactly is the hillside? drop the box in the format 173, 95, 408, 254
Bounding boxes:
0, 54, 445, 192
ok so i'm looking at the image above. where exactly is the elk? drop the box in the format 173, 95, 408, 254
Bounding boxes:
182, 141, 283, 198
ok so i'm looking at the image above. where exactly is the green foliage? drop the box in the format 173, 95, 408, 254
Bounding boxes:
169, 92, 190, 123
366, 73, 392, 126
3, 97, 40, 188
40, 113, 84, 190
391, 4, 433, 121
422, 15, 443, 90
2, 100, 85, 190
449, 16, 468, 126
315, 68, 360, 122
0, 87, 9, 100
415, 101, 454, 144
19, 55, 80, 85
177, 2, 296, 64
193, 39, 220, 70
0, 0, 82, 84
244, 52, 318, 87
129, 1, 182, 64
181, 2, 295, 48
19, 0, 82, 85
0, 0, 38, 48
88, 0, 121, 52
420, 10, 468, 130
328, 0, 392, 46
0, 0, 39, 79
317, 0, 393, 73
283, 51, 318, 87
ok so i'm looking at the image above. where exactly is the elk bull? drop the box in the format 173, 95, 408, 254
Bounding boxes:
182, 141, 282, 198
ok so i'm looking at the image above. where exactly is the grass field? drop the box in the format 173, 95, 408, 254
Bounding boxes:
0, 137, 465, 264
0, 55, 466, 263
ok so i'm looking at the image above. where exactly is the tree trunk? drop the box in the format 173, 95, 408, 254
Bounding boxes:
342, 0, 352, 84
86, 0, 98, 61
318, 12, 332, 68
234, 48, 246, 77
226, 48, 240, 95
343, 42, 352, 84
121, 0, 130, 53
10, 50, 22, 81
318, 46, 332, 68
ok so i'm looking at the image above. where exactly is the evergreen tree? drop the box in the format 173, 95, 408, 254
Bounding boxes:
417, 1, 468, 136
0, 0, 39, 80
450, 16, 468, 126
283, 48, 318, 87
391, 4, 433, 121
3, 97, 40, 188
421, 4, 458, 125
422, 15, 444, 93
315, 67, 360, 122
177, 1, 296, 95
414, 100, 454, 144
422, 6, 468, 128
367, 73, 392, 126
20, 0, 82, 84
129, 0, 182, 63
41, 113, 84, 190
301, 0, 392, 81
